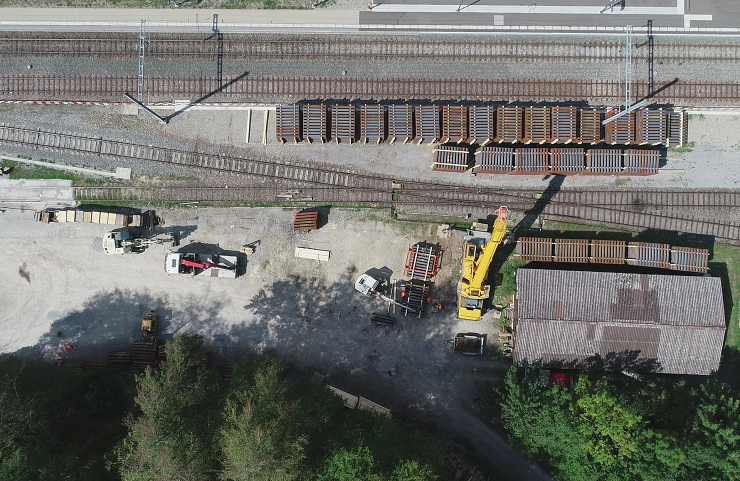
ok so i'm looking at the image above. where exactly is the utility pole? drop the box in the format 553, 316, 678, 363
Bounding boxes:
647, 20, 654, 95
138, 20, 146, 102
624, 25, 633, 110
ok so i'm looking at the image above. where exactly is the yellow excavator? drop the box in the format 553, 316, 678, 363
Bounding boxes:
457, 207, 509, 321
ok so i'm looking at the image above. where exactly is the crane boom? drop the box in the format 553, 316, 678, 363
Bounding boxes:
457, 207, 508, 321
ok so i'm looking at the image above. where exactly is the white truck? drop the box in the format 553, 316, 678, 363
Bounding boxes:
164, 252, 238, 278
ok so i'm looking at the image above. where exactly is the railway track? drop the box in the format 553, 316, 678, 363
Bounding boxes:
1, 123, 736, 240
73, 185, 740, 242
1, 35, 739, 63
2, 75, 740, 104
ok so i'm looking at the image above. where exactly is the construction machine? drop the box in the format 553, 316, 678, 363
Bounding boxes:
355, 273, 417, 313
141, 310, 157, 337
165, 251, 239, 278
103, 229, 174, 255
457, 207, 509, 321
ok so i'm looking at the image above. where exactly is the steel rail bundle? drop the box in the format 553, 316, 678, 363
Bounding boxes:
2, 35, 740, 63
2, 123, 740, 240
2, 75, 740, 105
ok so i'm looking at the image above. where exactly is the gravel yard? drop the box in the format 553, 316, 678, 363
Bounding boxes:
0, 205, 550, 479
1, 104, 738, 192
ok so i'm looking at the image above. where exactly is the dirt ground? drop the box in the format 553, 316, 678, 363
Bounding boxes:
0, 205, 548, 479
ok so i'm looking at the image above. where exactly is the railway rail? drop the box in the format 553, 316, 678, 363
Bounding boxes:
2, 123, 740, 241
1, 35, 739, 63
2, 75, 740, 104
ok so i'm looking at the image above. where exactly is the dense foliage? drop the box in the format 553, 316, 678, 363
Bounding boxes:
0, 335, 444, 481
496, 367, 740, 481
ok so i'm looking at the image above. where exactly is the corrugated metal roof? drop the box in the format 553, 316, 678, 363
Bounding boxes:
514, 269, 726, 375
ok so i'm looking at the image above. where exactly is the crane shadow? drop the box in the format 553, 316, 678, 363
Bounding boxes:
513, 174, 566, 233
165, 71, 250, 123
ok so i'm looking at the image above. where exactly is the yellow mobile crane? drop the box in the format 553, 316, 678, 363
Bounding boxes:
457, 207, 509, 321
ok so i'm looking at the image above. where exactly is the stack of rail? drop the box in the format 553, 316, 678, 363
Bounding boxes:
275, 104, 687, 147
515, 237, 709, 273
473, 147, 660, 175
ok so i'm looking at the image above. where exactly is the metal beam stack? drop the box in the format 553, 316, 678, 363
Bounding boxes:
441, 105, 468, 143
387, 104, 413, 145
550, 148, 584, 174
524, 107, 551, 144
667, 109, 688, 147
624, 149, 660, 175
551, 106, 578, 144
467, 105, 495, 145
627, 242, 671, 269
514, 148, 548, 174
331, 105, 356, 144
605, 109, 636, 145
495, 106, 523, 143
579, 109, 602, 144
586, 149, 622, 174
636, 108, 667, 145
276, 104, 301, 144
360, 105, 385, 144
301, 104, 327, 143
475, 146, 513, 173
433, 145, 471, 172
415, 105, 440, 144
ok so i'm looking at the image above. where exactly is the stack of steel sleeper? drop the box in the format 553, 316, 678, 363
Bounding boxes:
636, 109, 668, 145
275, 104, 301, 143
524, 107, 551, 144
515, 237, 708, 272
605, 109, 636, 145
387, 104, 413, 144
475, 146, 514, 173
360, 105, 385, 144
433, 145, 471, 172
579, 109, 602, 144
415, 105, 440, 144
551, 106, 578, 143
514, 148, 548, 174
554, 238, 590, 263
331, 105, 356, 144
671, 246, 709, 273
626, 242, 670, 268
467, 105, 496, 145
586, 149, 622, 174
496, 106, 523, 143
441, 106, 468, 143
404, 243, 441, 282
550, 148, 584, 174
402, 279, 429, 318
302, 104, 328, 143
515, 237, 553, 262
624, 150, 660, 175
590, 239, 627, 264
668, 109, 688, 147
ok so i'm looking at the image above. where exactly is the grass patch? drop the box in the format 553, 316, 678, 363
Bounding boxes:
711, 244, 740, 351
1, 159, 77, 181
492, 253, 526, 305
668, 141, 695, 153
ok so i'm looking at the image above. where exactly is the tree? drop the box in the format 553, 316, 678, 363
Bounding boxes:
219, 356, 307, 481
315, 445, 384, 481
117, 335, 223, 481
682, 380, 740, 480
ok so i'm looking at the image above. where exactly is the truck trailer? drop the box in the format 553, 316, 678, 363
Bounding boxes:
164, 252, 238, 278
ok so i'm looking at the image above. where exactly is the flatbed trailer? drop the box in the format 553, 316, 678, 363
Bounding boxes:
453, 333, 485, 355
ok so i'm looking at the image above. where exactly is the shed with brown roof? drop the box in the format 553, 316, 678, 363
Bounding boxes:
513, 269, 726, 375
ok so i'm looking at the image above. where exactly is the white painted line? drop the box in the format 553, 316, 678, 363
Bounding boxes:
1, 155, 129, 179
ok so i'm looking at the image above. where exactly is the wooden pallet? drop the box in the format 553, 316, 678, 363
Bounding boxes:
293, 211, 319, 232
